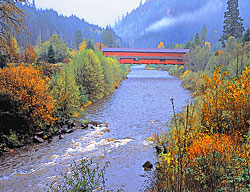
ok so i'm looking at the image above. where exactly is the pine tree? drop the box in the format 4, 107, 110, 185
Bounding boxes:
32, 0, 36, 8
86, 40, 94, 50
103, 26, 114, 47
139, 0, 143, 6
201, 24, 207, 46
219, 0, 244, 46
75, 30, 83, 50
36, 34, 42, 48
194, 32, 201, 47
47, 44, 56, 63
0, 51, 6, 68
242, 28, 250, 43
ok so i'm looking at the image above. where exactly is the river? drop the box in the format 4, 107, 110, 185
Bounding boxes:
0, 65, 190, 192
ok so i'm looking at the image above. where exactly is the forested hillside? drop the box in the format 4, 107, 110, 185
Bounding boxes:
114, 0, 250, 49
16, 3, 125, 48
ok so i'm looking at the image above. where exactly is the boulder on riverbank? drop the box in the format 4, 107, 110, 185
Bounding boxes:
33, 136, 44, 143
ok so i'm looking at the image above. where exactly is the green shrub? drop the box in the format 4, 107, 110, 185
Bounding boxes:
48, 158, 122, 192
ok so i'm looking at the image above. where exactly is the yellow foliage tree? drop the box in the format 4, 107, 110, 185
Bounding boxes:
157, 41, 165, 48
204, 41, 211, 50
79, 41, 86, 51
8, 37, 19, 62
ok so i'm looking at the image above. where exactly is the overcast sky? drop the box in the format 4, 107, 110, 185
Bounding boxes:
34, 0, 144, 27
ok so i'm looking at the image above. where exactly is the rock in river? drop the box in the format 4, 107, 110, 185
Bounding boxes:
143, 161, 153, 171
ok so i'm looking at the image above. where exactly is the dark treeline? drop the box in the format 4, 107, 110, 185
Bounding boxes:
16, 3, 126, 49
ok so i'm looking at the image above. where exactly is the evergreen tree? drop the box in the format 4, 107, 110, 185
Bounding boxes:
103, 26, 114, 47
75, 30, 83, 50
219, 0, 244, 46
201, 24, 207, 45
38, 34, 68, 63
32, 0, 36, 8
194, 32, 201, 47
140, 0, 143, 6
242, 28, 250, 43
86, 40, 94, 50
47, 44, 56, 63
0, 51, 6, 68
36, 34, 42, 48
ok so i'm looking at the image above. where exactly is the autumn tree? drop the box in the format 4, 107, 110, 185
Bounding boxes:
24, 44, 37, 63
79, 41, 86, 51
158, 41, 165, 48
8, 37, 19, 62
219, 0, 244, 46
0, 0, 27, 59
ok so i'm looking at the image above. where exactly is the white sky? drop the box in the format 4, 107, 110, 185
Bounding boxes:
34, 0, 144, 27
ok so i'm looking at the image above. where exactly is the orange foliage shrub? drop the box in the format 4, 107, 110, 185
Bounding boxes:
198, 67, 250, 136
187, 134, 233, 161
0, 64, 56, 127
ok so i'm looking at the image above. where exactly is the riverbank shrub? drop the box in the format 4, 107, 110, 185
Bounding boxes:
72, 49, 129, 102
147, 66, 250, 191
72, 49, 105, 102
49, 63, 81, 119
0, 64, 56, 128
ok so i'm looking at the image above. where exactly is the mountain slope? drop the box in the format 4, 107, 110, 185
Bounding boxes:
114, 0, 250, 48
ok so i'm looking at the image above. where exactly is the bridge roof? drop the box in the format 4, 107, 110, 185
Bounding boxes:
102, 47, 190, 53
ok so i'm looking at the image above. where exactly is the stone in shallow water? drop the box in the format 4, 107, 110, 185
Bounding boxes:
59, 135, 64, 140
143, 161, 153, 171
103, 128, 110, 133
107, 138, 115, 142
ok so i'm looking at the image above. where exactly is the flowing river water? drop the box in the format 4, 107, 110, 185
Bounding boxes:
0, 65, 190, 192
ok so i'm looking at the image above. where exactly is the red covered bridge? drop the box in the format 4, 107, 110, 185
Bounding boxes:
102, 48, 190, 65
